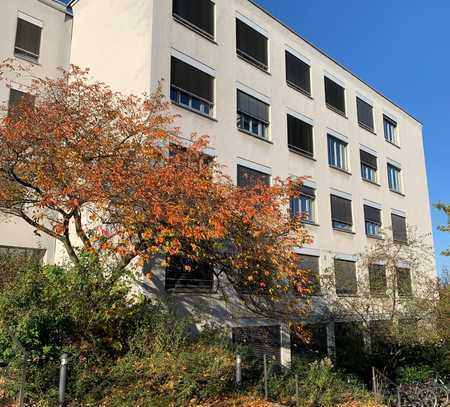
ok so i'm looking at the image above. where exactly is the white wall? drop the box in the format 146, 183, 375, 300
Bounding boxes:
0, 0, 72, 263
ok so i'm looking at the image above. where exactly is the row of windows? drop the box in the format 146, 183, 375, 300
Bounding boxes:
172, 3, 401, 148
237, 164, 408, 242
162, 253, 413, 300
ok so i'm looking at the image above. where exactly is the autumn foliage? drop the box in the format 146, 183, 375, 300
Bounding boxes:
0, 61, 312, 312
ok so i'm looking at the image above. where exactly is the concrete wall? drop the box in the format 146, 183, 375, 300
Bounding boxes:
0, 0, 72, 263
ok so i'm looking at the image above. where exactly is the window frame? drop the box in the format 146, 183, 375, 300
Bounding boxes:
383, 115, 399, 146
324, 76, 346, 116
387, 163, 402, 193
334, 258, 358, 296
237, 164, 271, 188
396, 267, 413, 297
290, 187, 316, 224
14, 15, 42, 64
285, 50, 311, 97
368, 264, 387, 297
236, 18, 269, 72
236, 90, 270, 141
356, 97, 375, 132
330, 194, 353, 233
172, 0, 215, 41
287, 114, 314, 157
391, 213, 407, 243
328, 135, 349, 172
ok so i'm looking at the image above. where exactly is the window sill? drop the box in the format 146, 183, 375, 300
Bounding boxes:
286, 82, 313, 100
14, 53, 40, 66
362, 178, 380, 187
389, 189, 405, 197
326, 104, 347, 119
237, 53, 271, 75
329, 165, 351, 175
302, 221, 320, 228
358, 123, 376, 135
171, 101, 218, 122
173, 15, 217, 44
238, 128, 273, 144
288, 148, 316, 161
332, 228, 355, 235
366, 234, 383, 240
385, 139, 401, 149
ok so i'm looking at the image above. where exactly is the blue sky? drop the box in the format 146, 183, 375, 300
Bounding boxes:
254, 0, 450, 275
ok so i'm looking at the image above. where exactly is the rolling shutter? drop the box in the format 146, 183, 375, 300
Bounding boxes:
171, 57, 214, 103
324, 77, 345, 114
360, 150, 377, 170
334, 259, 357, 295
368, 264, 387, 295
237, 90, 269, 123
236, 19, 268, 68
232, 325, 281, 366
287, 114, 313, 156
356, 97, 374, 130
330, 195, 352, 226
391, 214, 407, 242
285, 51, 310, 94
237, 165, 270, 187
15, 18, 41, 58
165, 256, 214, 291
364, 205, 381, 225
173, 0, 214, 36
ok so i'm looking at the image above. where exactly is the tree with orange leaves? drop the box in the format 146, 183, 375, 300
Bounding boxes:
0, 61, 312, 315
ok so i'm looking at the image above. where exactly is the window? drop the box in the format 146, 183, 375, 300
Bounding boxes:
330, 195, 352, 232
324, 77, 345, 115
334, 322, 364, 368
291, 324, 327, 357
387, 164, 402, 193
396, 267, 412, 297
237, 164, 270, 188
8, 88, 34, 117
370, 320, 393, 354
172, 0, 214, 38
391, 214, 407, 243
165, 256, 214, 291
384, 115, 398, 145
236, 19, 268, 70
368, 264, 387, 296
290, 185, 315, 223
287, 114, 313, 157
170, 57, 214, 116
232, 325, 281, 366
328, 135, 348, 171
356, 97, 374, 131
237, 90, 269, 139
297, 254, 320, 295
334, 259, 357, 296
364, 205, 382, 238
285, 51, 311, 95
360, 150, 378, 183
14, 17, 42, 63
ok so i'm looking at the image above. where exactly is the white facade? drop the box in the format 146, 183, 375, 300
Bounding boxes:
0, 0, 72, 263
8, 0, 434, 365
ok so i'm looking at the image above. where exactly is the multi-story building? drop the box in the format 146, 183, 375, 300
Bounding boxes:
2, 0, 432, 366
0, 0, 72, 264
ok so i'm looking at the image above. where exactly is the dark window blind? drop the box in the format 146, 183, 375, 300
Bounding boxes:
165, 256, 214, 291
287, 114, 313, 156
300, 185, 315, 198
8, 88, 34, 117
330, 195, 352, 226
391, 214, 407, 243
171, 57, 214, 103
369, 264, 387, 296
334, 259, 357, 295
15, 18, 42, 59
285, 51, 310, 94
291, 324, 327, 356
233, 325, 281, 366
356, 97, 374, 130
364, 205, 381, 225
237, 164, 270, 187
236, 19, 268, 69
173, 0, 214, 37
324, 77, 345, 114
360, 150, 377, 170
396, 267, 412, 296
237, 90, 269, 123
298, 254, 320, 295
